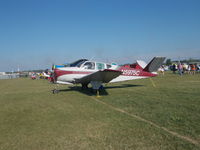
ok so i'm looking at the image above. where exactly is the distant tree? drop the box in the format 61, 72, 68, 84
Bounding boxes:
166, 59, 172, 66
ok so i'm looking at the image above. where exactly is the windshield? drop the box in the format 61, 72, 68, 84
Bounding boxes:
65, 59, 88, 67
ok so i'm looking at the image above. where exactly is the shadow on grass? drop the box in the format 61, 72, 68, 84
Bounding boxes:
59, 86, 108, 96
104, 84, 143, 89
58, 84, 143, 96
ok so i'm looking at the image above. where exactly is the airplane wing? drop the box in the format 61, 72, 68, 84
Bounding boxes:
75, 69, 122, 84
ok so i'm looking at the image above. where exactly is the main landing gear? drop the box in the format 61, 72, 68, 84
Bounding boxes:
81, 83, 88, 90
90, 81, 103, 97
81, 81, 104, 97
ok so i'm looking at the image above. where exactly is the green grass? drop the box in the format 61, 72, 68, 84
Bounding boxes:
0, 73, 200, 150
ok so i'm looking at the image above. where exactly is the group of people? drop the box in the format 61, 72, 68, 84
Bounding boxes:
158, 63, 199, 76
172, 63, 199, 75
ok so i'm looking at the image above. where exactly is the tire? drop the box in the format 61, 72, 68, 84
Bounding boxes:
52, 89, 59, 94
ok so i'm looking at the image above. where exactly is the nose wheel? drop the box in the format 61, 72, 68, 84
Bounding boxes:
52, 89, 59, 94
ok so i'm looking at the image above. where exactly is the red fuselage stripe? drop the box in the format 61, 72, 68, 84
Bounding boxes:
54, 68, 156, 79
54, 70, 93, 78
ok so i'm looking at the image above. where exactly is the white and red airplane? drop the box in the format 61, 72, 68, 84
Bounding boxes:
51, 57, 165, 93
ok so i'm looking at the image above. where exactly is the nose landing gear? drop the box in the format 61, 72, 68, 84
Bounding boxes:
52, 89, 59, 94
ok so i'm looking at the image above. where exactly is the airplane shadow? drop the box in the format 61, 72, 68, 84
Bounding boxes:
104, 84, 143, 89
58, 84, 143, 96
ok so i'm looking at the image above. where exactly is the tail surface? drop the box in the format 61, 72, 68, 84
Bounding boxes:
144, 57, 166, 72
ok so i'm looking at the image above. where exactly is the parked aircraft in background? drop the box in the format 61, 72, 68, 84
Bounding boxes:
51, 57, 165, 94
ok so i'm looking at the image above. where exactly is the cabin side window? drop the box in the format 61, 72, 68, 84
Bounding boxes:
96, 63, 105, 70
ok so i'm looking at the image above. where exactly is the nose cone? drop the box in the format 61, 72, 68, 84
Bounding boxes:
49, 69, 59, 83
53, 69, 60, 82
48, 71, 55, 83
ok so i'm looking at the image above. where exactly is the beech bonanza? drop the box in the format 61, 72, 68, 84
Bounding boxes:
51, 57, 165, 94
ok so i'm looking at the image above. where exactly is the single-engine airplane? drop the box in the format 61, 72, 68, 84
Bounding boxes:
51, 57, 165, 94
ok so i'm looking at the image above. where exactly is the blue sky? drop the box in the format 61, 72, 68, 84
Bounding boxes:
0, 0, 200, 71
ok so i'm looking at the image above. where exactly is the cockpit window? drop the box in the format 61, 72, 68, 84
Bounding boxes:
82, 62, 95, 70
65, 59, 88, 67
77, 61, 87, 67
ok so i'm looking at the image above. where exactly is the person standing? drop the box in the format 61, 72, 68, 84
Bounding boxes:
172, 64, 176, 74
191, 64, 196, 75
158, 65, 165, 75
187, 64, 191, 74
178, 63, 183, 76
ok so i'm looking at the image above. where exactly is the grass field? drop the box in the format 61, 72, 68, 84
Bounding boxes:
0, 73, 200, 150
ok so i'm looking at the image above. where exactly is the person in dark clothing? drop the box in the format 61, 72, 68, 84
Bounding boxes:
172, 64, 176, 74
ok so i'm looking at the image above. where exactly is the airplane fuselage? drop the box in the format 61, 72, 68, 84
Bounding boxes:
53, 63, 156, 85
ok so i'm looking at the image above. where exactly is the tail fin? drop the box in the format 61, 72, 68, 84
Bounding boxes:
144, 57, 166, 72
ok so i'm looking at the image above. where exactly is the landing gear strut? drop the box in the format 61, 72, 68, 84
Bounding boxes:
90, 81, 103, 97
81, 83, 88, 89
